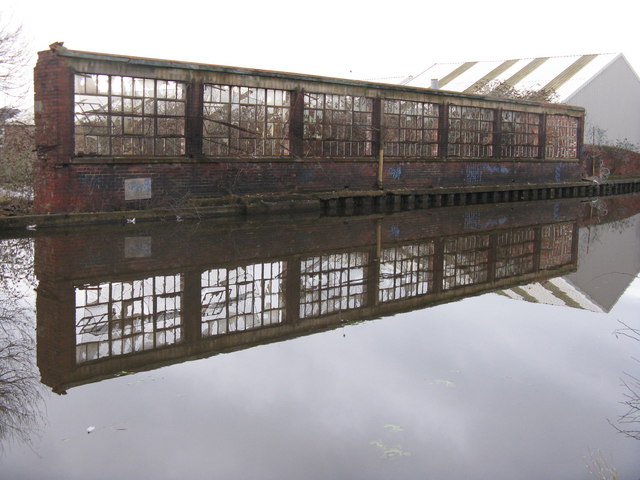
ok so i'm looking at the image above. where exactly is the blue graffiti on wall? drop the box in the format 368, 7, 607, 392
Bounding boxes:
465, 165, 483, 185
555, 164, 562, 182
389, 167, 402, 180
483, 165, 510, 175
389, 225, 401, 238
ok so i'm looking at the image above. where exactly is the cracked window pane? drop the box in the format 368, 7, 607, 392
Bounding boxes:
203, 84, 290, 157
74, 73, 187, 156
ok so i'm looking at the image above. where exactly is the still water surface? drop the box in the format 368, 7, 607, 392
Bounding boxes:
1, 195, 640, 479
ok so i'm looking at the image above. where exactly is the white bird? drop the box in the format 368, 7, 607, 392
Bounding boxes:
26, 224, 37, 231
126, 218, 136, 224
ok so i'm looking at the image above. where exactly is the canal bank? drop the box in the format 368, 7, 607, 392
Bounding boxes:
2, 177, 640, 232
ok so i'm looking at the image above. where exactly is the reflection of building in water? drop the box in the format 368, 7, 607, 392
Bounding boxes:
379, 243, 435, 302
499, 277, 602, 312
201, 262, 285, 336
300, 253, 368, 318
37, 200, 588, 393
499, 200, 640, 313
75, 275, 183, 363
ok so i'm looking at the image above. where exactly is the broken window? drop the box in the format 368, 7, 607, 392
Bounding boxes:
74, 274, 183, 364
442, 234, 490, 289
378, 242, 435, 302
201, 262, 285, 336
500, 110, 541, 158
495, 228, 536, 279
382, 100, 439, 157
303, 93, 373, 157
299, 252, 368, 318
447, 105, 494, 158
202, 85, 290, 156
545, 115, 578, 159
74, 73, 186, 156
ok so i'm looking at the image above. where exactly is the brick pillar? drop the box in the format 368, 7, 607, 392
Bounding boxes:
289, 89, 305, 158
438, 103, 449, 158
33, 48, 75, 213
186, 81, 204, 157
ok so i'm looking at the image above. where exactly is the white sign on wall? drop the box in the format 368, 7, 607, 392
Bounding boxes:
124, 178, 152, 201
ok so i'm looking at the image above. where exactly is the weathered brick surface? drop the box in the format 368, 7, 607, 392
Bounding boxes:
32, 48, 585, 214
584, 145, 640, 178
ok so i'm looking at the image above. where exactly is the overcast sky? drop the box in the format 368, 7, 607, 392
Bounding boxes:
3, 0, 640, 111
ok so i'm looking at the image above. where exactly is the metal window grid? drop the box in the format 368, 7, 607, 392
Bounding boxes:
545, 115, 578, 159
303, 93, 373, 157
201, 262, 285, 337
202, 85, 291, 156
500, 110, 541, 158
447, 105, 495, 158
382, 100, 439, 157
540, 223, 575, 269
378, 243, 435, 302
299, 252, 368, 318
442, 234, 490, 289
74, 274, 183, 364
74, 73, 187, 156
495, 228, 536, 279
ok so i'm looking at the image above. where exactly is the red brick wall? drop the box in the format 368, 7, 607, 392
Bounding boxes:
32, 50, 584, 214
584, 145, 640, 178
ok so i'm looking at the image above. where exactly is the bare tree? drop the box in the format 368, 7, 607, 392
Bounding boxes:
0, 16, 29, 102
0, 17, 34, 213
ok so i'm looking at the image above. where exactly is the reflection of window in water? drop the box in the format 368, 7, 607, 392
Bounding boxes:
300, 252, 368, 319
495, 228, 536, 279
443, 234, 490, 289
75, 275, 183, 364
379, 242, 435, 302
201, 262, 285, 337
540, 223, 574, 269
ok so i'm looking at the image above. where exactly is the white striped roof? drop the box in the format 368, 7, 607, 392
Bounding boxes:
405, 53, 621, 102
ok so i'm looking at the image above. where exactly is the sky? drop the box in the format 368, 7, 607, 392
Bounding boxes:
3, 0, 640, 114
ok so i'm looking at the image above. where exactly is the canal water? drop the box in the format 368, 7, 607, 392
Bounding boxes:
1, 195, 640, 479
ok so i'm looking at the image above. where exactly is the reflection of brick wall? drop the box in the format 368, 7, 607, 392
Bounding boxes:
36, 201, 585, 393
36, 276, 76, 394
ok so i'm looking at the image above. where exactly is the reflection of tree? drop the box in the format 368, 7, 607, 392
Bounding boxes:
612, 321, 640, 440
0, 238, 44, 452
0, 238, 35, 293
0, 305, 44, 451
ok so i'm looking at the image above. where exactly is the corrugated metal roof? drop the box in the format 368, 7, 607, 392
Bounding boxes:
407, 53, 620, 102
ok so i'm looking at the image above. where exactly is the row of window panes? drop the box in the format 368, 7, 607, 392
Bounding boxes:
74, 75, 579, 159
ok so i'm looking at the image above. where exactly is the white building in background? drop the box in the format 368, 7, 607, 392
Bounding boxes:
402, 53, 640, 149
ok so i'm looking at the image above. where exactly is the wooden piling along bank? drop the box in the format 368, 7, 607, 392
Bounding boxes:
33, 44, 596, 216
